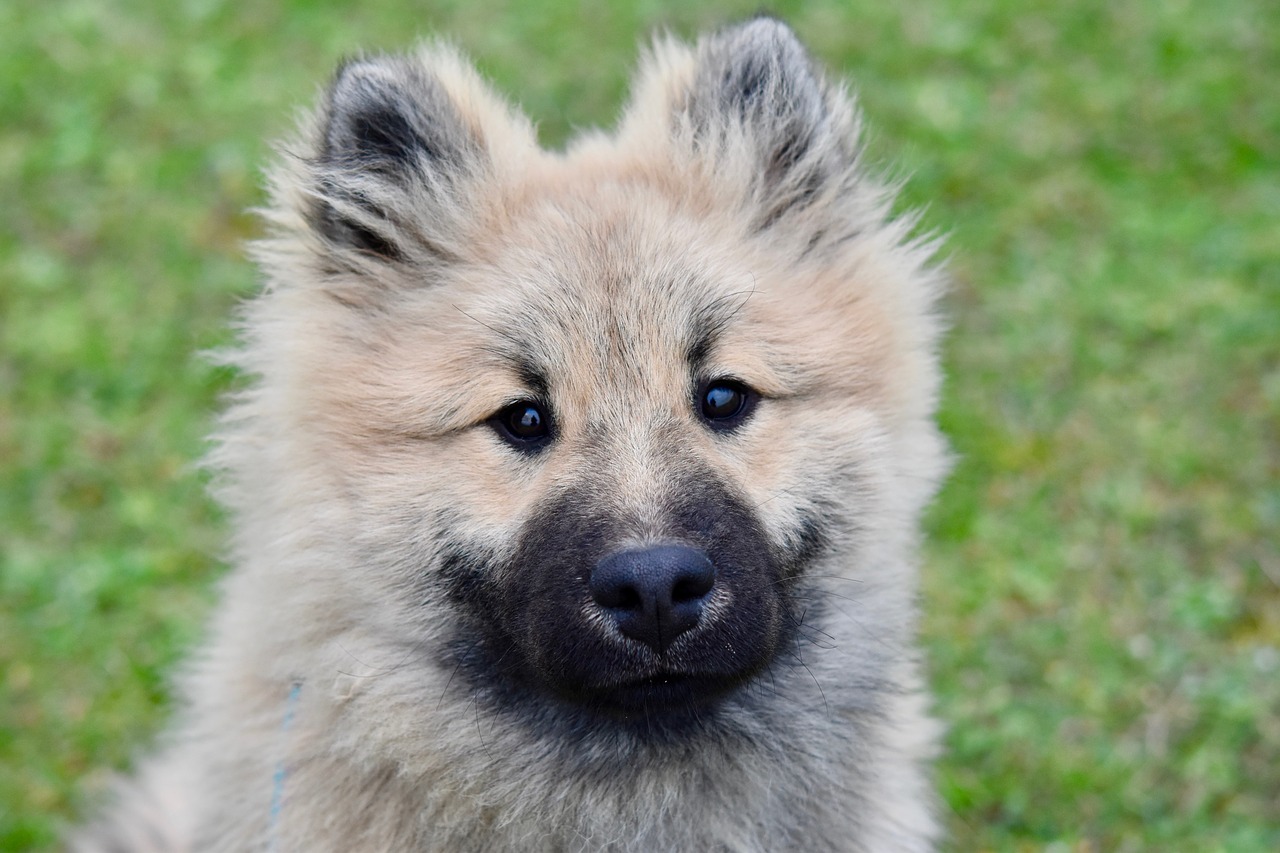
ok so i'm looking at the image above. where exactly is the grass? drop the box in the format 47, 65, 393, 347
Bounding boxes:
2, 0, 1276, 849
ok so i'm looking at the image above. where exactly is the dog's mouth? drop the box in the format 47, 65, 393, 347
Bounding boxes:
578, 671, 747, 719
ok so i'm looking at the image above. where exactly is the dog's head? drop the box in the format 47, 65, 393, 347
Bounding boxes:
239, 19, 945, 731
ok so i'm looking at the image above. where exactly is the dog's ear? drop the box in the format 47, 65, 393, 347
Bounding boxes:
623, 18, 860, 230
285, 46, 535, 272
312, 55, 480, 261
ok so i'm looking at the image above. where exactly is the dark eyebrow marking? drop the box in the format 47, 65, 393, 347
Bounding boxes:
455, 304, 552, 399
686, 321, 721, 370
686, 276, 758, 371
515, 358, 550, 399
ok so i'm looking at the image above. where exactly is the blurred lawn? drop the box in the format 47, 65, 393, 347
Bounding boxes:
2, 0, 1277, 849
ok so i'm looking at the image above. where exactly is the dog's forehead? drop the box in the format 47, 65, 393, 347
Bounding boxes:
464, 180, 767, 376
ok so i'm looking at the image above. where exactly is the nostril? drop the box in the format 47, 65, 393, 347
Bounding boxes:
589, 566, 638, 611
612, 584, 643, 612
675, 558, 716, 604
672, 566, 714, 604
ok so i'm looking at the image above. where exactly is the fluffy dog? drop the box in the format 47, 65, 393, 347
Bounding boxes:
78, 18, 948, 852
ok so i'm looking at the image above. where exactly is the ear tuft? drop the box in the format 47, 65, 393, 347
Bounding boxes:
295, 49, 515, 267
688, 19, 849, 226
322, 57, 477, 175
621, 20, 859, 233
692, 18, 824, 132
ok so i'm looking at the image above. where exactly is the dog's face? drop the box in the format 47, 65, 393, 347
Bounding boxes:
414, 205, 827, 720
249, 21, 944, 732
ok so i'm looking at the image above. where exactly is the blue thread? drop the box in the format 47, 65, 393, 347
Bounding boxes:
267, 680, 303, 851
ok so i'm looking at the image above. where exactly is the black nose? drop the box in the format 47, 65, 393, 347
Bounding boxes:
590, 545, 716, 653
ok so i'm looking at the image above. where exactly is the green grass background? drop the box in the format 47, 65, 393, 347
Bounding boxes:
3, 0, 1277, 849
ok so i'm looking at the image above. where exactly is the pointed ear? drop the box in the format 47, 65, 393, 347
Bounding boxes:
624, 19, 860, 230
293, 47, 534, 268
323, 56, 477, 179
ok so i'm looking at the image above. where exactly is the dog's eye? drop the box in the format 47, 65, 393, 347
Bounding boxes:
697, 379, 758, 431
490, 400, 553, 450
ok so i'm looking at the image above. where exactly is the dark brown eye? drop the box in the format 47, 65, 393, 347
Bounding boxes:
697, 379, 757, 431
490, 400, 553, 450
